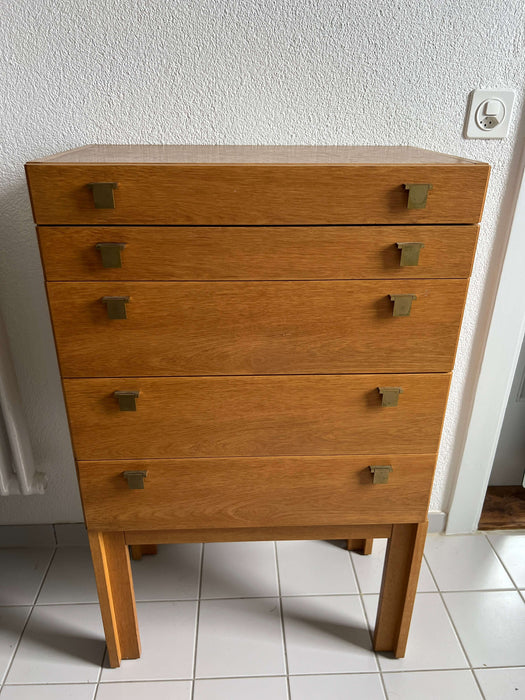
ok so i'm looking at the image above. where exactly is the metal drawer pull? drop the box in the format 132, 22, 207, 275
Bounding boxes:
396, 242, 424, 267
87, 182, 118, 209
403, 183, 432, 209
101, 296, 130, 319
389, 294, 417, 317
95, 242, 126, 268
122, 470, 148, 489
378, 386, 403, 407
369, 465, 393, 484
114, 390, 139, 411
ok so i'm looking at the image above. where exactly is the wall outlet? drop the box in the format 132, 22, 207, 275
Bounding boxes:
465, 89, 515, 139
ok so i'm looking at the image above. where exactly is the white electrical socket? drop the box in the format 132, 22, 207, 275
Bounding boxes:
465, 89, 515, 139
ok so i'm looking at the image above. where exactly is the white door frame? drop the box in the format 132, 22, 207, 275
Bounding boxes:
447, 142, 525, 534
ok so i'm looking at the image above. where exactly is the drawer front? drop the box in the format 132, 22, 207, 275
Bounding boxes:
78, 455, 436, 530
63, 374, 451, 460
38, 225, 479, 281
48, 280, 468, 377
27, 163, 489, 225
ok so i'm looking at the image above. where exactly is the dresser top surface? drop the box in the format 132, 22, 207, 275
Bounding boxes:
27, 144, 485, 166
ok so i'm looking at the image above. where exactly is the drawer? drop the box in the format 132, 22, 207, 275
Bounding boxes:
78, 454, 436, 530
26, 163, 489, 225
48, 280, 468, 376
63, 374, 451, 460
38, 225, 479, 281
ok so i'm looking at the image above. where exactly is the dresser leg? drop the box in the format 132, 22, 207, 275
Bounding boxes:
88, 531, 141, 667
130, 544, 158, 561
346, 538, 373, 555
373, 521, 428, 658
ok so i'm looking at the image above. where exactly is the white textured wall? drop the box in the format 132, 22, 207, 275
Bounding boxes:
1, 0, 524, 523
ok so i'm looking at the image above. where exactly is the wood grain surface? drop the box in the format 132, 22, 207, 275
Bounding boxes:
27, 144, 484, 164
88, 531, 140, 666
78, 454, 436, 530
373, 521, 428, 657
26, 163, 489, 225
479, 486, 525, 530
25, 144, 490, 663
63, 373, 451, 459
48, 280, 468, 377
38, 225, 479, 281
124, 524, 393, 545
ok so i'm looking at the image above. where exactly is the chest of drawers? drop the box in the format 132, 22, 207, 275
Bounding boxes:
26, 145, 489, 667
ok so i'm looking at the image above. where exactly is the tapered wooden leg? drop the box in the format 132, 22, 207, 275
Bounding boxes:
373, 521, 428, 657
88, 531, 141, 667
347, 538, 373, 555
130, 544, 158, 561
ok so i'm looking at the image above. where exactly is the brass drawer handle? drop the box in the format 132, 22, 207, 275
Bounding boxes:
114, 390, 139, 411
396, 242, 424, 267
378, 386, 403, 407
87, 182, 117, 209
95, 243, 126, 268
389, 294, 416, 317
403, 183, 432, 209
102, 296, 130, 319
369, 465, 393, 484
122, 470, 147, 489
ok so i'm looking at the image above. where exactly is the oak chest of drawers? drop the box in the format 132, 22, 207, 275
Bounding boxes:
26, 145, 490, 667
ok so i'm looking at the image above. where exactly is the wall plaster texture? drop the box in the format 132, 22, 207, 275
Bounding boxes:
0, 0, 524, 523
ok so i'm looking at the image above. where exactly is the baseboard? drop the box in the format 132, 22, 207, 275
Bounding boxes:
428, 511, 448, 533
54, 523, 89, 546
0, 513, 448, 547
0, 524, 57, 548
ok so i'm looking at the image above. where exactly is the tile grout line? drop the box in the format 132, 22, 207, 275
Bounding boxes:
4, 665, 525, 687
25, 585, 522, 607
92, 618, 107, 700
422, 550, 487, 700
482, 531, 523, 592
190, 542, 205, 700
346, 544, 389, 699
274, 541, 292, 700
0, 546, 58, 691
3, 540, 523, 693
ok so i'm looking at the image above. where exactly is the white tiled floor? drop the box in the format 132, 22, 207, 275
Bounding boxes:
0, 532, 524, 699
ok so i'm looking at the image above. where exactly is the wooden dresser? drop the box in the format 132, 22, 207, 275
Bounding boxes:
25, 145, 489, 667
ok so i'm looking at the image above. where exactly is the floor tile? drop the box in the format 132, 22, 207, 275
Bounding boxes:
362, 593, 468, 671
132, 544, 202, 601
424, 534, 514, 591
282, 595, 377, 674
289, 673, 385, 699
0, 685, 96, 699
486, 532, 525, 588
100, 601, 197, 681
6, 604, 104, 684
96, 680, 192, 699
37, 547, 97, 604
201, 542, 277, 598
195, 598, 285, 678
443, 590, 525, 667
194, 676, 288, 699
350, 538, 436, 594
474, 667, 525, 699
277, 540, 358, 596
0, 607, 31, 684
0, 549, 54, 605
382, 670, 482, 699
